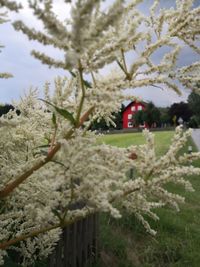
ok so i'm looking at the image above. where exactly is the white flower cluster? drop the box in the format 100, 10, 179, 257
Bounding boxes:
0, 87, 200, 265
10, 0, 199, 94
175, 62, 200, 94
0, 0, 200, 265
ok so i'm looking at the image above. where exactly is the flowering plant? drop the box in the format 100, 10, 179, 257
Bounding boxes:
0, 0, 200, 265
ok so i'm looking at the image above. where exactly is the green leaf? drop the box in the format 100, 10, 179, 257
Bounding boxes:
83, 79, 92, 88
39, 150, 49, 156
69, 70, 76, 78
33, 149, 48, 157
39, 99, 76, 126
117, 59, 126, 72
51, 160, 69, 170
34, 144, 50, 149
55, 107, 76, 125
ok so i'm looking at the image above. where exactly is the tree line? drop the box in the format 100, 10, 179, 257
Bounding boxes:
91, 91, 200, 130
1, 91, 200, 130
1, 91, 199, 130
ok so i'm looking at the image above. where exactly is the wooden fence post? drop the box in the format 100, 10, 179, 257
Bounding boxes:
47, 213, 99, 267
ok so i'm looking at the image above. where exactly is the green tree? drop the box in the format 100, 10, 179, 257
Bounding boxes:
188, 92, 200, 117
187, 92, 200, 127
188, 115, 200, 128
0, 104, 20, 116
168, 102, 193, 125
90, 104, 125, 131
159, 107, 170, 126
133, 102, 160, 128
133, 110, 145, 126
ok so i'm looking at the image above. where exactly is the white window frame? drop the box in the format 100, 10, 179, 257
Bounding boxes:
131, 106, 136, 111
128, 122, 133, 128
128, 114, 132, 119
138, 105, 143, 111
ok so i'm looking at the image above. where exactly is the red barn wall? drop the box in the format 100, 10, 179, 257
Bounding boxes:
123, 102, 146, 129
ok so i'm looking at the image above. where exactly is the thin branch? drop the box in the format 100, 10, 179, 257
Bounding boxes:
116, 59, 126, 73
49, 124, 58, 152
0, 143, 61, 199
75, 60, 86, 126
150, 84, 164, 90
77, 106, 95, 128
0, 209, 95, 250
91, 71, 96, 87
110, 187, 141, 203
0, 106, 95, 199
116, 49, 132, 80
0, 186, 141, 250
0, 222, 60, 250
121, 48, 128, 74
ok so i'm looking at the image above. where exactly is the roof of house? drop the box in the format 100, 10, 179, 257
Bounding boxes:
123, 100, 146, 112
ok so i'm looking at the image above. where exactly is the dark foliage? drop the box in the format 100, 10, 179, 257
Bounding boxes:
158, 107, 171, 126
187, 92, 200, 118
168, 102, 193, 125
0, 104, 20, 116
90, 104, 125, 131
133, 102, 161, 128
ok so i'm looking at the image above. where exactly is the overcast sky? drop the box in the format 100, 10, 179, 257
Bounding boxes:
0, 0, 199, 107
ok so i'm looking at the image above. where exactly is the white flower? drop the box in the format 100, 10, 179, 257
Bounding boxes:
0, 0, 200, 264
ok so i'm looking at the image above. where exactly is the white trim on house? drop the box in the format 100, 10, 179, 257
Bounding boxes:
128, 122, 133, 128
138, 105, 142, 110
128, 114, 132, 119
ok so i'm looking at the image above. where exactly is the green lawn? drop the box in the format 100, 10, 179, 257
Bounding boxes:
98, 131, 174, 156
96, 130, 200, 267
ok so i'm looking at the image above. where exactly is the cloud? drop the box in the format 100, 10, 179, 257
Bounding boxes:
124, 85, 190, 107
0, 1, 68, 103
0, 0, 198, 105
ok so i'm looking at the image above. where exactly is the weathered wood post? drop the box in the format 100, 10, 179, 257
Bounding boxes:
47, 213, 99, 267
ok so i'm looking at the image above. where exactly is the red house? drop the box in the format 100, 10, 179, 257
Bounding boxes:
123, 101, 146, 129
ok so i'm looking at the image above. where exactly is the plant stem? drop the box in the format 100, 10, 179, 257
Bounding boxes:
91, 71, 96, 87
49, 126, 57, 152
0, 105, 95, 199
0, 181, 140, 250
121, 48, 128, 74
117, 49, 131, 80
0, 209, 95, 250
75, 60, 85, 127
70, 176, 74, 201
77, 106, 95, 127
110, 187, 141, 203
0, 143, 61, 199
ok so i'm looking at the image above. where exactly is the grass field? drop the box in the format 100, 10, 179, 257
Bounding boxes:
98, 131, 174, 156
96, 130, 200, 267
